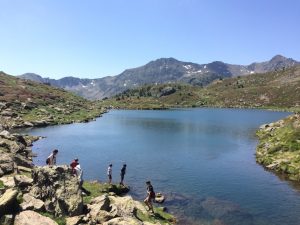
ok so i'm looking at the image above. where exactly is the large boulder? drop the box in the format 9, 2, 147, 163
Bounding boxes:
88, 207, 113, 224
13, 154, 33, 168
103, 217, 143, 225
89, 194, 110, 211
0, 130, 13, 139
0, 137, 25, 154
29, 166, 83, 216
0, 188, 18, 215
108, 195, 147, 218
20, 193, 45, 211
17, 166, 32, 174
0, 153, 14, 175
87, 194, 112, 223
14, 210, 58, 225
65, 216, 84, 225
0, 176, 16, 188
14, 175, 33, 191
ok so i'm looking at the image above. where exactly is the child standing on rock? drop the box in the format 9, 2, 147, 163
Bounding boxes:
144, 181, 155, 214
70, 158, 79, 175
46, 149, 58, 166
107, 164, 112, 184
120, 164, 126, 186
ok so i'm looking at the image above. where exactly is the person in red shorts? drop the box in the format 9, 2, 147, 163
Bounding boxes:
70, 158, 79, 175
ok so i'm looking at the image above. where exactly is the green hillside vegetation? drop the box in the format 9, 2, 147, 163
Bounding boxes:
100, 66, 300, 111
101, 83, 203, 109
0, 72, 105, 129
256, 114, 300, 181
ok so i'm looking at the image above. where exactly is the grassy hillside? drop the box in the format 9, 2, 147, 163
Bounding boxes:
256, 114, 300, 181
100, 66, 300, 111
0, 72, 105, 129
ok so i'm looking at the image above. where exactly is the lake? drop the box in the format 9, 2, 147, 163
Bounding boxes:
24, 108, 300, 225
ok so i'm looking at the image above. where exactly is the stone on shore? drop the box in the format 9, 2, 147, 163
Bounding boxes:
0, 188, 18, 215
14, 210, 58, 225
14, 175, 33, 191
20, 193, 45, 211
155, 193, 165, 203
0, 153, 14, 175
0, 176, 16, 188
102, 216, 143, 225
66, 216, 84, 225
29, 166, 83, 216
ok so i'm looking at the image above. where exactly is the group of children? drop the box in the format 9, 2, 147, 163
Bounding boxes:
46, 149, 156, 213
106, 163, 127, 186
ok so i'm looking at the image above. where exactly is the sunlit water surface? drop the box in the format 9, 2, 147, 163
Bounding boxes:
24, 108, 300, 225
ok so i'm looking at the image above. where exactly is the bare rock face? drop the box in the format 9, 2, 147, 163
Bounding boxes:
0, 153, 14, 174
20, 193, 45, 211
65, 216, 84, 225
0, 188, 19, 215
14, 210, 58, 225
29, 166, 83, 216
0, 176, 16, 188
89, 194, 110, 211
108, 195, 147, 218
0, 130, 36, 177
14, 175, 33, 191
102, 216, 143, 225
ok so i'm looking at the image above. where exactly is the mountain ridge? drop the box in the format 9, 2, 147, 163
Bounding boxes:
18, 55, 300, 99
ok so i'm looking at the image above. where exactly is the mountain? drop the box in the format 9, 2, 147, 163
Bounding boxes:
101, 65, 300, 110
0, 71, 104, 130
18, 55, 300, 99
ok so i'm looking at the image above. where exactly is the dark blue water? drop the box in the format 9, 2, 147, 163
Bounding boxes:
24, 108, 300, 225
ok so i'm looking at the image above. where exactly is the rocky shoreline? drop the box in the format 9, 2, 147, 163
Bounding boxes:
256, 113, 300, 181
0, 112, 174, 225
0, 129, 174, 225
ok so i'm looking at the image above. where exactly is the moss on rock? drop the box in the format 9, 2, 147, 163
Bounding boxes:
256, 114, 300, 181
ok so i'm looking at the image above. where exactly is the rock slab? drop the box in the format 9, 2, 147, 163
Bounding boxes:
14, 210, 58, 225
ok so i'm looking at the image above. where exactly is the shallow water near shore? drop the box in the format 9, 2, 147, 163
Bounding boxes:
24, 108, 300, 225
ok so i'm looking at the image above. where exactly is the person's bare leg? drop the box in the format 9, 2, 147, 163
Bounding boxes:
144, 198, 150, 210
148, 200, 154, 213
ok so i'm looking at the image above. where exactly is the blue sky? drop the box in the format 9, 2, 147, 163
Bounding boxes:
0, 0, 300, 79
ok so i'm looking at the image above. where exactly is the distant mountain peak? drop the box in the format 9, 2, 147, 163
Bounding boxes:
17, 55, 300, 100
150, 57, 180, 65
270, 54, 288, 62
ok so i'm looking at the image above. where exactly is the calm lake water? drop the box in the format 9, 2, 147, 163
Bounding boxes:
24, 108, 300, 225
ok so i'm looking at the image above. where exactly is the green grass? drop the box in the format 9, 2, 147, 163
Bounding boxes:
0, 180, 4, 188
82, 181, 129, 204
40, 212, 66, 225
136, 207, 175, 224
256, 114, 300, 180
0, 72, 105, 130
20, 171, 32, 178
82, 181, 104, 204
81, 181, 175, 224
